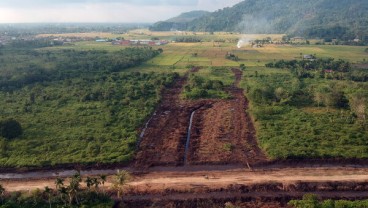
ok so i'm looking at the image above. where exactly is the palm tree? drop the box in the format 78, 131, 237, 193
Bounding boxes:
58, 187, 68, 206
112, 170, 131, 198
67, 171, 82, 205
92, 178, 100, 190
99, 175, 107, 192
85, 177, 93, 190
43, 186, 53, 208
54, 178, 64, 190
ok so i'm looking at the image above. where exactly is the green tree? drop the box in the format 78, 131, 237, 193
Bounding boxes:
314, 91, 324, 107
85, 177, 93, 190
349, 94, 366, 122
67, 171, 82, 205
43, 186, 53, 208
55, 178, 64, 190
0, 119, 23, 139
99, 175, 107, 193
112, 170, 131, 199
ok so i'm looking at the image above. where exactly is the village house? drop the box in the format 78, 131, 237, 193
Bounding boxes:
303, 54, 316, 60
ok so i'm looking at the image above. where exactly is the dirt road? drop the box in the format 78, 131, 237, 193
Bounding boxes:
2, 166, 368, 192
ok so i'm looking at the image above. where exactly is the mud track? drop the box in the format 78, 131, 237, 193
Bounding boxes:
134, 68, 266, 168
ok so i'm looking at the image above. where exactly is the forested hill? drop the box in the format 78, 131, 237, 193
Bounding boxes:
152, 0, 368, 40
149, 10, 209, 31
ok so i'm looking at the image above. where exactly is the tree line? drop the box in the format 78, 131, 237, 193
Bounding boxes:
0, 47, 162, 90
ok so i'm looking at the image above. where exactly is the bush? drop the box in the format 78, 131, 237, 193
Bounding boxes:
0, 119, 23, 139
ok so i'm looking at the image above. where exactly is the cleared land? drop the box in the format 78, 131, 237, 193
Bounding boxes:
135, 68, 266, 167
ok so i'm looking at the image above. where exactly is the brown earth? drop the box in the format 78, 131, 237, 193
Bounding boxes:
187, 68, 267, 165
134, 73, 215, 167
135, 67, 267, 168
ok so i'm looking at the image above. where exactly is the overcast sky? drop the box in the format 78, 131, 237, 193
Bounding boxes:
0, 0, 243, 23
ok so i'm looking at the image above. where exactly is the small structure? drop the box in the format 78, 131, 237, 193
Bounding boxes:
96, 39, 107, 42
111, 39, 169, 46
291, 37, 305, 41
303, 54, 315, 60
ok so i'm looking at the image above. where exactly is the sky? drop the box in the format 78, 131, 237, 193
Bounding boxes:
0, 0, 243, 23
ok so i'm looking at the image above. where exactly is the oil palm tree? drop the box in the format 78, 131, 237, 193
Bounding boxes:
112, 170, 131, 198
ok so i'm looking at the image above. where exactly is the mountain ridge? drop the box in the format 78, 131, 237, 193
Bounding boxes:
151, 0, 368, 40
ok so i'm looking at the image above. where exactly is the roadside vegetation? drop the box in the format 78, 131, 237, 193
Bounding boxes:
0, 170, 131, 208
289, 194, 368, 208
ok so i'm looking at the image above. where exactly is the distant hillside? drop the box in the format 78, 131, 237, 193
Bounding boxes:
152, 0, 368, 40
149, 11, 210, 31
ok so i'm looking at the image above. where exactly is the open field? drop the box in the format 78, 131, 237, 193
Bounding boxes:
1, 31, 368, 207
39, 30, 367, 67
45, 42, 368, 67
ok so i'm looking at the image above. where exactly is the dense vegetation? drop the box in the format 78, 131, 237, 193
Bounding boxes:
241, 65, 368, 159
149, 11, 209, 31
183, 67, 231, 99
0, 46, 162, 90
152, 0, 368, 43
266, 58, 352, 79
0, 46, 178, 167
289, 194, 368, 208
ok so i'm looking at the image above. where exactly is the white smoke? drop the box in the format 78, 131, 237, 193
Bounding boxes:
237, 37, 253, 49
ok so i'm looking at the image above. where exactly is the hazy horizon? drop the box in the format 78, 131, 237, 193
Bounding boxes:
0, 0, 243, 24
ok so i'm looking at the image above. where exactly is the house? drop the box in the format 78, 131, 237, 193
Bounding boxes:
291, 37, 305, 41
353, 38, 360, 42
303, 54, 315, 60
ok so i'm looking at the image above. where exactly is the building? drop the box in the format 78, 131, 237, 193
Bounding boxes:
303, 54, 315, 60
111, 39, 169, 46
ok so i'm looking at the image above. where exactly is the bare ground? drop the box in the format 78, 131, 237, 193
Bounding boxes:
135, 68, 266, 168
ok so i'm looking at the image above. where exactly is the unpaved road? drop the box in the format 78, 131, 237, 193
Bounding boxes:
2, 167, 368, 192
